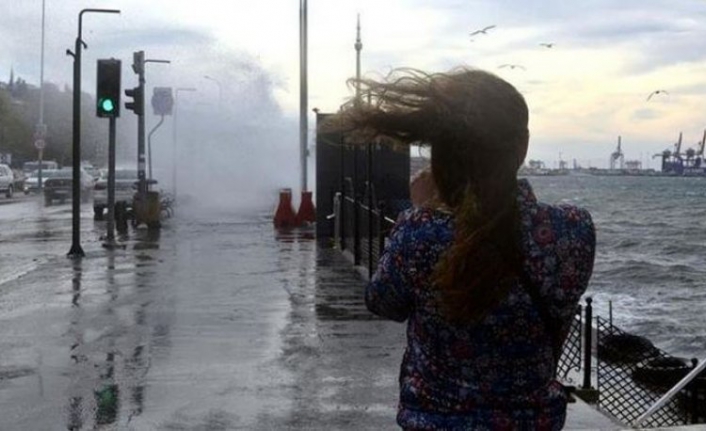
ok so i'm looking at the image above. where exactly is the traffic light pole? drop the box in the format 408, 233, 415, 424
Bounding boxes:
105, 117, 117, 246
129, 54, 169, 212
137, 71, 147, 199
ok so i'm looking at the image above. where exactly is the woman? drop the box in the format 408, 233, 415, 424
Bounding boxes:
328, 68, 595, 430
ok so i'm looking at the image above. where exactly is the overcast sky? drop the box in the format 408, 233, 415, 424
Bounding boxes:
2, 0, 706, 168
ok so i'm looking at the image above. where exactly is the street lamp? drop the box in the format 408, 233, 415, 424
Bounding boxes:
203, 75, 222, 108
172, 87, 196, 202
66, 8, 120, 258
36, 0, 47, 192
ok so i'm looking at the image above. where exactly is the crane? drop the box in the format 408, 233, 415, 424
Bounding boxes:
610, 136, 624, 170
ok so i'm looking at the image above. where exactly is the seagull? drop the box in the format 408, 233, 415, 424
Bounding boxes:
470, 25, 496, 36
499, 64, 526, 70
647, 90, 668, 101
540, 42, 555, 48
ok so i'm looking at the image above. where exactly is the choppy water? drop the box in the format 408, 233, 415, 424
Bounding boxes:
527, 174, 706, 359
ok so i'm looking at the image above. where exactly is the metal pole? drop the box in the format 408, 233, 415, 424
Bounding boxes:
137, 66, 147, 199
582, 297, 593, 390
106, 117, 116, 244
147, 115, 165, 183
299, 0, 308, 192
67, 8, 120, 258
68, 34, 84, 257
37, 0, 46, 191
39, 0, 46, 126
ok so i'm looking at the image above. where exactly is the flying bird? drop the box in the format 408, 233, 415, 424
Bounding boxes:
647, 90, 668, 101
499, 64, 526, 70
540, 43, 555, 48
470, 25, 496, 36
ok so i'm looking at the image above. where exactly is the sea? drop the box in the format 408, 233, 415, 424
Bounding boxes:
527, 174, 706, 360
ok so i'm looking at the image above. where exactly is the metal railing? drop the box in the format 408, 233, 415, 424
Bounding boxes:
332, 188, 396, 279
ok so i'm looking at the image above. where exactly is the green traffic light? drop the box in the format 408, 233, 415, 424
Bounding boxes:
100, 98, 115, 113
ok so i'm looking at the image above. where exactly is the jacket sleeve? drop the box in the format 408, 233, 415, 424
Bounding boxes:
365, 211, 414, 322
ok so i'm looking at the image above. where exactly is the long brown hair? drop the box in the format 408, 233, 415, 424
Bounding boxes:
322, 68, 529, 324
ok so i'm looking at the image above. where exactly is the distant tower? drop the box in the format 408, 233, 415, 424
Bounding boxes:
355, 14, 363, 105
8, 66, 14, 90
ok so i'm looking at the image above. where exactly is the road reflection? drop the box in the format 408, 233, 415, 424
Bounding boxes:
64, 231, 162, 429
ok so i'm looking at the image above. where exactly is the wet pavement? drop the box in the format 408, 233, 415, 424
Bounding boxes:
0, 196, 632, 430
0, 197, 403, 430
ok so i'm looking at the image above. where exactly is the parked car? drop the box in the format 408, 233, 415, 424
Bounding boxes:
23, 172, 39, 194
43, 168, 94, 206
93, 168, 138, 220
0, 164, 15, 198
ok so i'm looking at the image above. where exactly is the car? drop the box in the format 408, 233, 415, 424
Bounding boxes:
23, 172, 40, 194
0, 164, 15, 198
93, 168, 138, 220
43, 168, 94, 206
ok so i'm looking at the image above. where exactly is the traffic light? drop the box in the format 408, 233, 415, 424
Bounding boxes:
96, 59, 121, 118
124, 86, 144, 116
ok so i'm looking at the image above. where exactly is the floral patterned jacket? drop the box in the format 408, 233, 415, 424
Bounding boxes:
366, 179, 595, 430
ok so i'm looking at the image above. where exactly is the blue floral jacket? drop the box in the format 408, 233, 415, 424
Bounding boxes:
366, 179, 595, 430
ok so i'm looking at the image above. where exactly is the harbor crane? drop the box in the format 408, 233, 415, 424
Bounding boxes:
609, 136, 624, 170
686, 129, 706, 168
653, 132, 684, 174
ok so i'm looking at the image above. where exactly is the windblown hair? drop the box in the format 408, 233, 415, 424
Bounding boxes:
322, 68, 529, 324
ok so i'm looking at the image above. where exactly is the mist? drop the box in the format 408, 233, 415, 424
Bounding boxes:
144, 46, 303, 217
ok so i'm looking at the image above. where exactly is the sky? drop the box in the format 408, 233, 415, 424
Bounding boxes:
2, 0, 706, 173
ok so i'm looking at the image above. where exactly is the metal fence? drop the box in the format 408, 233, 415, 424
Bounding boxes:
337, 192, 396, 279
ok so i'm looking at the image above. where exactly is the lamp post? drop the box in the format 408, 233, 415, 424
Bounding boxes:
300, 0, 309, 193
172, 87, 196, 202
203, 75, 222, 108
36, 0, 47, 191
66, 8, 120, 258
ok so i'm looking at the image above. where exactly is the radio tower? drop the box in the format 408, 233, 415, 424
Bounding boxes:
355, 14, 363, 106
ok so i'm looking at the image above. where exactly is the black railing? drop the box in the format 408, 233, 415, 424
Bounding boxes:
338, 192, 396, 279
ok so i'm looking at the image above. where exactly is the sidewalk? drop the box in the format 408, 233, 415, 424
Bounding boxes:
0, 211, 632, 430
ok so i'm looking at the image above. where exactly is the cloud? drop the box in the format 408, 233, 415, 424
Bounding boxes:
632, 108, 661, 120
95, 27, 215, 51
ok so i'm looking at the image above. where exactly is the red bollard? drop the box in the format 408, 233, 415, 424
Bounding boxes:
295, 190, 316, 226
274, 188, 297, 229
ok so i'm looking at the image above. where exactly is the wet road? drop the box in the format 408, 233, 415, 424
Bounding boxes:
0, 197, 404, 430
